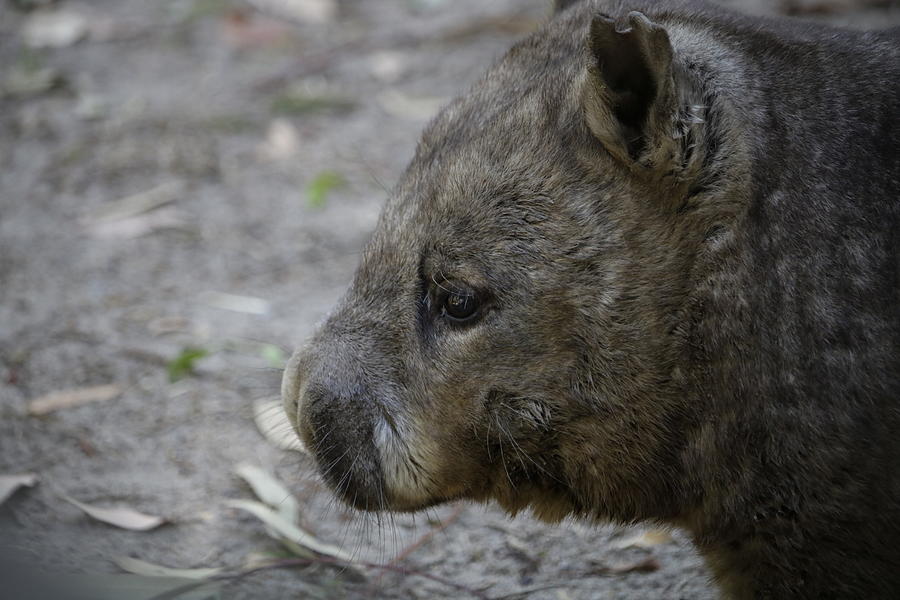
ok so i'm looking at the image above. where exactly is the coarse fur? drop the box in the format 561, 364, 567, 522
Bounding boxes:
282, 1, 900, 598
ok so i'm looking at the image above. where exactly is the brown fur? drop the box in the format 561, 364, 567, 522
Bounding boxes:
282, 2, 900, 597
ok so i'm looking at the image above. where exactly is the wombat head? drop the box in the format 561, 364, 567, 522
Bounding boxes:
283, 6, 738, 523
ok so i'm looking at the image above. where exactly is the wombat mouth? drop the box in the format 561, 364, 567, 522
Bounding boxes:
283, 364, 452, 513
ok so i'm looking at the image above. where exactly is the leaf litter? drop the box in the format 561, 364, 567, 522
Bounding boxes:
83, 182, 182, 224
167, 347, 210, 382
227, 499, 357, 565
113, 556, 223, 580
0, 473, 38, 506
247, 0, 338, 24
28, 384, 122, 416
82, 182, 187, 239
22, 9, 89, 48
234, 463, 299, 526
306, 170, 345, 208
612, 528, 674, 550
64, 496, 166, 531
253, 397, 306, 452
199, 291, 271, 315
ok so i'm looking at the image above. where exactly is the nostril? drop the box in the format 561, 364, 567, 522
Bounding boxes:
280, 350, 306, 407
280, 349, 319, 450
298, 381, 352, 451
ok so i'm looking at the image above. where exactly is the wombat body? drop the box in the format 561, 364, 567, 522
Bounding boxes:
282, 1, 900, 597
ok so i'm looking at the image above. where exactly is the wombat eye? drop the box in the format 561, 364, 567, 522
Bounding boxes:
443, 289, 479, 322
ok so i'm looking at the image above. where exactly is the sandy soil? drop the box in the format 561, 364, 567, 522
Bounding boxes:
2, 1, 897, 598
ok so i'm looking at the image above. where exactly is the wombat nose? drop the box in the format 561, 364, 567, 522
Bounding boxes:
299, 381, 387, 510
301, 381, 371, 448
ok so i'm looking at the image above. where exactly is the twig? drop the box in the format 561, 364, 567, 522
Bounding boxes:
489, 583, 570, 600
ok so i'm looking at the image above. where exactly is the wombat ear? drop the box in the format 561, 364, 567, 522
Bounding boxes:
583, 12, 689, 173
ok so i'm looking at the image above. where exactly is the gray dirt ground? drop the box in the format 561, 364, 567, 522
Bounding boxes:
1, 1, 898, 599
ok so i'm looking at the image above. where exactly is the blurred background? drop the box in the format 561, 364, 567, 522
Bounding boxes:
1, 0, 898, 598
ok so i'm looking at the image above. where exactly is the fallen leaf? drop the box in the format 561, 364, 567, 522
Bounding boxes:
368, 51, 408, 83
200, 291, 271, 315
589, 556, 660, 576
248, 0, 337, 24
2, 65, 65, 98
222, 9, 294, 48
74, 93, 109, 121
227, 499, 354, 562
65, 496, 166, 531
257, 118, 300, 161
270, 89, 355, 116
235, 463, 299, 526
306, 171, 345, 208
0, 473, 38, 506
253, 398, 306, 452
87, 206, 188, 239
242, 551, 286, 570
28, 384, 122, 416
83, 182, 182, 225
376, 89, 448, 121
147, 316, 191, 336
167, 347, 209, 382
113, 556, 222, 580
260, 344, 286, 369
612, 528, 674, 550
22, 10, 89, 48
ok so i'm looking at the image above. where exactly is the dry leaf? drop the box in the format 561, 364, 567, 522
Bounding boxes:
257, 118, 300, 161
590, 557, 660, 576
369, 51, 408, 83
248, 0, 337, 24
613, 528, 674, 550
87, 207, 188, 239
222, 10, 293, 48
234, 463, 299, 526
22, 10, 89, 48
0, 473, 38, 506
377, 89, 448, 121
28, 384, 122, 416
243, 551, 282, 570
65, 496, 166, 531
83, 182, 182, 225
227, 499, 354, 563
200, 291, 270, 315
2, 65, 65, 98
147, 316, 191, 336
253, 398, 306, 452
114, 556, 222, 580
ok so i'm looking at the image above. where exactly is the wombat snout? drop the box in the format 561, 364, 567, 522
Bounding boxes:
283, 349, 389, 511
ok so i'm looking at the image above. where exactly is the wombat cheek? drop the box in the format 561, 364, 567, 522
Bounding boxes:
372, 417, 435, 507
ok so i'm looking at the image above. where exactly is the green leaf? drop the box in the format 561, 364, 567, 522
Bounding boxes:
306, 171, 345, 209
167, 347, 209, 382
260, 344, 286, 369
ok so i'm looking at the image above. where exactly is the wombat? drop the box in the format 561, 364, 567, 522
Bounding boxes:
281, 1, 900, 597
